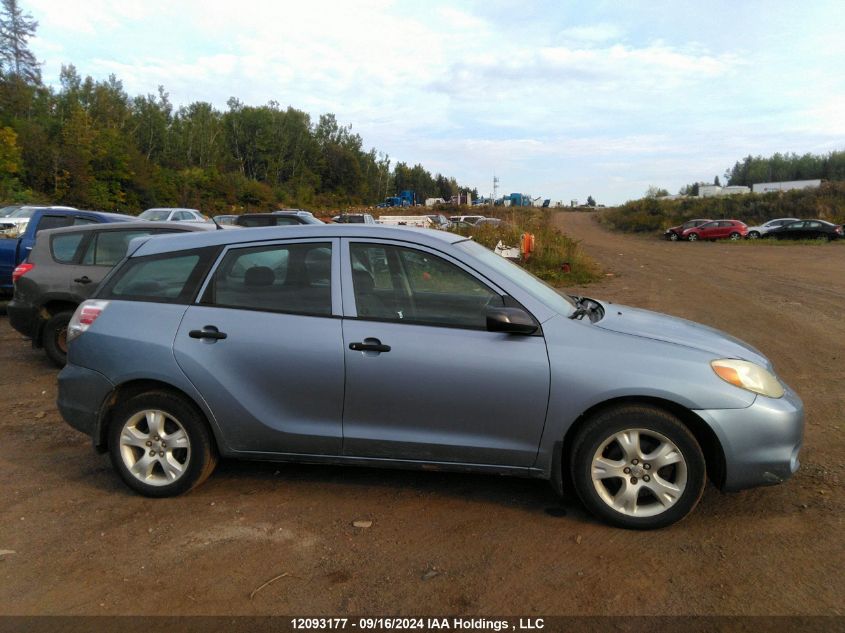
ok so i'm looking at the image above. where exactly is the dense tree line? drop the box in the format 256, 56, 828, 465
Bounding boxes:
679, 150, 845, 195
723, 150, 845, 187
0, 2, 470, 212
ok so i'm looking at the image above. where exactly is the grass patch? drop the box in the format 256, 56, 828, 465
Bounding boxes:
449, 206, 602, 286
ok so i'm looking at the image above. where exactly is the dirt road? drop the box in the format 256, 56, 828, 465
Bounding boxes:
0, 213, 842, 616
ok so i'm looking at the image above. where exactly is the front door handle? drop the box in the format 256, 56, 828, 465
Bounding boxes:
189, 326, 227, 341
349, 338, 391, 353
73, 276, 92, 284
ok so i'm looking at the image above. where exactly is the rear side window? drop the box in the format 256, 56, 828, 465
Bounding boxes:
99, 246, 218, 304
50, 232, 86, 263
203, 242, 332, 316
36, 215, 74, 233
81, 230, 161, 266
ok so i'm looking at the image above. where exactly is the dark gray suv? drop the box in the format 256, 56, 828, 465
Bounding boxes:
8, 222, 213, 366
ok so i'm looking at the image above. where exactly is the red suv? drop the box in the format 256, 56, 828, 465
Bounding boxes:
682, 220, 748, 241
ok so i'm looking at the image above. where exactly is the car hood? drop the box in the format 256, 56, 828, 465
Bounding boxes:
594, 302, 771, 368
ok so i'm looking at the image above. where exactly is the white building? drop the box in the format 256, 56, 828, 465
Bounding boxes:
751, 179, 821, 194
698, 185, 750, 198
698, 185, 723, 197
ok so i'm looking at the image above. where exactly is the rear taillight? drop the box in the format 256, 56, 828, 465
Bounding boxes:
67, 300, 110, 344
12, 262, 33, 283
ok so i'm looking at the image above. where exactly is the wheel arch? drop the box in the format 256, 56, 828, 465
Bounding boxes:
33, 297, 80, 346
559, 395, 726, 491
95, 378, 221, 454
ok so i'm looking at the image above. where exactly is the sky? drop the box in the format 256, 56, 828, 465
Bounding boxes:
26, 0, 845, 205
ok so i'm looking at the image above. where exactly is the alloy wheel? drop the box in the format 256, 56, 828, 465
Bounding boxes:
118, 409, 191, 486
590, 428, 688, 518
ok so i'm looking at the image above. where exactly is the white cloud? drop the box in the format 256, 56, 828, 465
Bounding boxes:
22, 0, 845, 204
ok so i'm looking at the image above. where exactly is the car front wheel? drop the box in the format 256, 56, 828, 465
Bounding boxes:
570, 405, 706, 529
748, 231, 760, 239
729, 232, 741, 240
108, 391, 218, 497
668, 233, 679, 241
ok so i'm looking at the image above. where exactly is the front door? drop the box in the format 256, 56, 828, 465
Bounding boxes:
174, 239, 345, 455
340, 239, 551, 467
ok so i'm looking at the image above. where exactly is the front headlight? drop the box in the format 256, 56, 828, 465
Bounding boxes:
711, 359, 784, 398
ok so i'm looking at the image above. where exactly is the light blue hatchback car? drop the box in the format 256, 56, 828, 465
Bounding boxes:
57, 225, 803, 529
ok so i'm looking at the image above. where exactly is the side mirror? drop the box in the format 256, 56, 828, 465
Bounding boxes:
486, 307, 538, 335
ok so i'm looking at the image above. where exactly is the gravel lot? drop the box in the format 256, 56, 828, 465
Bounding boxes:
0, 211, 842, 616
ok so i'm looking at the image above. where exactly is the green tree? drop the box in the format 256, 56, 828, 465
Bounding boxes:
0, 0, 39, 82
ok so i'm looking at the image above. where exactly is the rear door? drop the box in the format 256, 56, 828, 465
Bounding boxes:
339, 239, 551, 467
173, 238, 345, 455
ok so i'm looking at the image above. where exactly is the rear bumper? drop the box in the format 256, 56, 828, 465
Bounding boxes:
57, 363, 115, 442
696, 386, 804, 491
7, 299, 37, 338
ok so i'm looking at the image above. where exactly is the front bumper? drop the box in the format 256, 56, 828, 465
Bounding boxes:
695, 386, 803, 491
57, 363, 115, 444
7, 299, 37, 338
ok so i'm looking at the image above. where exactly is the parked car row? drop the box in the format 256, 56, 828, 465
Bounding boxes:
1, 215, 804, 530
664, 217, 843, 242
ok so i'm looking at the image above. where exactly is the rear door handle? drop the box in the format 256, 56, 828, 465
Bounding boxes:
349, 338, 390, 353
73, 276, 92, 284
189, 326, 227, 341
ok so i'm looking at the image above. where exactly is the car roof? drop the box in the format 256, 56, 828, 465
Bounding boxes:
38, 221, 216, 237
131, 224, 465, 257
144, 207, 200, 212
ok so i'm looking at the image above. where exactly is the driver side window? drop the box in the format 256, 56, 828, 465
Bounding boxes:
350, 243, 504, 329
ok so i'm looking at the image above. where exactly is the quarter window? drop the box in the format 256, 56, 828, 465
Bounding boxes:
205, 242, 332, 315
101, 247, 218, 303
50, 232, 86, 263
349, 243, 503, 329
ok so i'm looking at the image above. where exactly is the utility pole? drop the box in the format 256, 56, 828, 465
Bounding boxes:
492, 174, 499, 205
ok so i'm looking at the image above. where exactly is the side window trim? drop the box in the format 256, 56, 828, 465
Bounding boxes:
339, 238, 511, 325
195, 237, 341, 317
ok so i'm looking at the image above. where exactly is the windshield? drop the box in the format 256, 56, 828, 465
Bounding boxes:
9, 207, 36, 218
457, 239, 576, 315
139, 209, 171, 221
0, 205, 20, 217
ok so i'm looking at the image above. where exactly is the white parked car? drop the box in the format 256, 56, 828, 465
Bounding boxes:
139, 208, 208, 223
745, 218, 799, 239
378, 215, 433, 228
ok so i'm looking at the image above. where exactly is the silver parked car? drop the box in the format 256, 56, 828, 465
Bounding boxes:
745, 218, 799, 239
138, 208, 208, 223
57, 226, 803, 529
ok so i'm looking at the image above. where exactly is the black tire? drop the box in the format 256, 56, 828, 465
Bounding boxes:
108, 390, 218, 497
570, 404, 706, 530
748, 231, 760, 239
43, 310, 73, 368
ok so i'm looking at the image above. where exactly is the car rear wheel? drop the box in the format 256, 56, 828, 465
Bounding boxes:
43, 310, 73, 368
108, 391, 218, 497
729, 232, 741, 240
687, 233, 698, 241
570, 405, 706, 529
